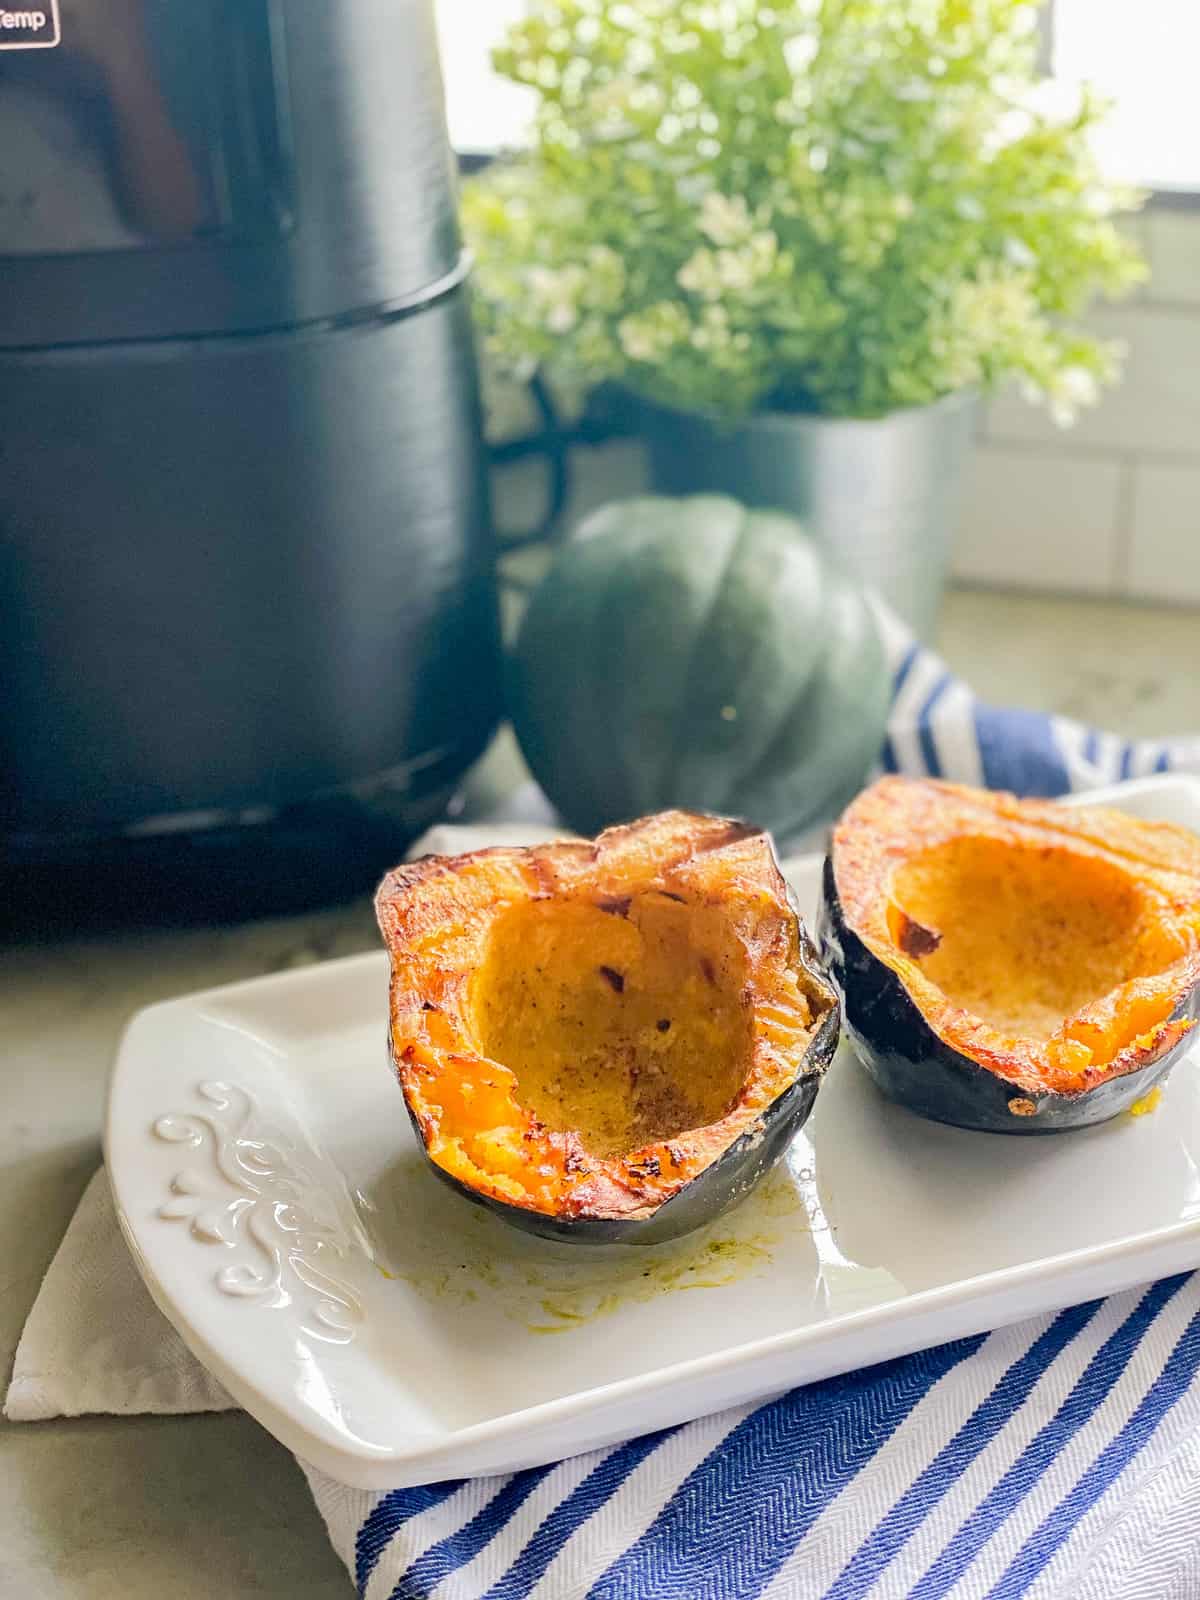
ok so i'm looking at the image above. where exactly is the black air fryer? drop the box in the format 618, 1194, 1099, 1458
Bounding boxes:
0, 0, 501, 926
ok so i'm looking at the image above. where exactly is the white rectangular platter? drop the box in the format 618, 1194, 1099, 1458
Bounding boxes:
106, 776, 1200, 1488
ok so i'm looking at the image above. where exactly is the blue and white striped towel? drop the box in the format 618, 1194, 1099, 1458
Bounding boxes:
10, 613, 1200, 1599
873, 608, 1200, 804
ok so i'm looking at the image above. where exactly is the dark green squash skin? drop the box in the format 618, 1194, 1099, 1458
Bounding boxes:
507, 495, 892, 844
406, 922, 841, 1245
818, 856, 1199, 1135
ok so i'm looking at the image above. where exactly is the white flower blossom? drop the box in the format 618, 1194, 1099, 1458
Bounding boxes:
585, 76, 638, 138
546, 301, 578, 333
677, 248, 723, 298
698, 191, 753, 246
618, 301, 690, 362
715, 252, 757, 293
689, 303, 751, 359
784, 32, 818, 73
618, 322, 658, 362
1046, 365, 1100, 427
744, 230, 779, 274
585, 245, 628, 310
678, 232, 778, 300
527, 264, 587, 334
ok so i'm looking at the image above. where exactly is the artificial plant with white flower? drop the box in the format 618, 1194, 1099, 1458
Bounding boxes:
462, 0, 1145, 422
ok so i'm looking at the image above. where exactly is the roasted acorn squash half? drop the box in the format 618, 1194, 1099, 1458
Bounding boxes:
819, 777, 1200, 1133
375, 810, 840, 1243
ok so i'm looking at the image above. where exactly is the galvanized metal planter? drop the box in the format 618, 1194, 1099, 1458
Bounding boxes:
639, 390, 978, 638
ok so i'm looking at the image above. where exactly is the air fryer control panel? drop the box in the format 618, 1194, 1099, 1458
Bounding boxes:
0, 4, 60, 49
0, 0, 291, 256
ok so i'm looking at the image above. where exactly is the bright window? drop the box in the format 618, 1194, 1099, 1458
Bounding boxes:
1052, 0, 1199, 193
435, 0, 532, 154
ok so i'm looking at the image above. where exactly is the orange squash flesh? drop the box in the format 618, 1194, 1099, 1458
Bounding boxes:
375, 811, 836, 1225
833, 778, 1200, 1097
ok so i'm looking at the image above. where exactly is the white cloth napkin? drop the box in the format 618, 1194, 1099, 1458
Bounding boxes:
4, 1166, 233, 1423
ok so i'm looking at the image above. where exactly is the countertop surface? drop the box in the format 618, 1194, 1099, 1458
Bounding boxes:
2, 586, 1197, 1599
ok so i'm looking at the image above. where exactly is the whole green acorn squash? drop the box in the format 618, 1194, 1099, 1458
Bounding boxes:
509, 495, 891, 840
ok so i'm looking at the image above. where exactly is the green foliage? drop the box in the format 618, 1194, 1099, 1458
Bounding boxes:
462, 0, 1146, 420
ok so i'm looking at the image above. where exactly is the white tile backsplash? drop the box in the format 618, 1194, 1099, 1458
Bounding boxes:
953, 447, 1122, 593
1127, 461, 1200, 604
960, 206, 1200, 599
1145, 209, 1200, 307
1119, 212, 1151, 304
986, 304, 1200, 457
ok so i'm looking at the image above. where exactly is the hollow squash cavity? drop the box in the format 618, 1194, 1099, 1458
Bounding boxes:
471, 894, 751, 1158
377, 808, 840, 1234
889, 836, 1157, 1041
826, 776, 1200, 1127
